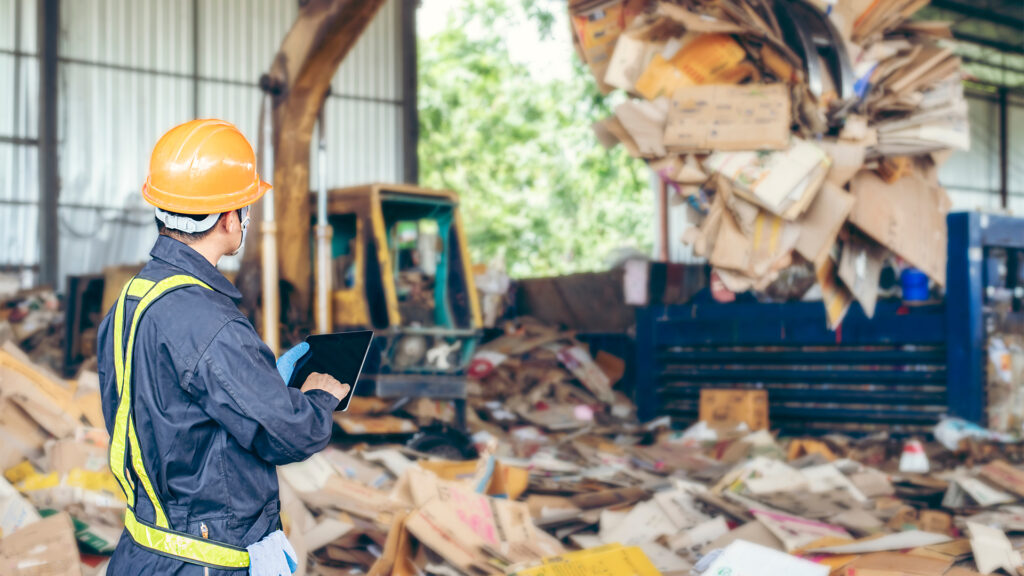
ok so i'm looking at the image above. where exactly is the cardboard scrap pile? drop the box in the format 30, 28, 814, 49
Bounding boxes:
0, 341, 119, 575
5, 331, 1024, 575
269, 410, 1024, 576
0, 279, 64, 374
466, 319, 634, 433
575, 0, 969, 327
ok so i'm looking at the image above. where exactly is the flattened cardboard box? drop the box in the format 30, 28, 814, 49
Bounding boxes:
0, 512, 81, 576
838, 234, 886, 319
664, 84, 790, 151
794, 182, 855, 266
849, 166, 948, 286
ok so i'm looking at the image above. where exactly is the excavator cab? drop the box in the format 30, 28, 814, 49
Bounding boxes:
311, 184, 482, 447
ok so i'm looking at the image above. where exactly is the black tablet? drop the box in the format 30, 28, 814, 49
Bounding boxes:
289, 330, 373, 412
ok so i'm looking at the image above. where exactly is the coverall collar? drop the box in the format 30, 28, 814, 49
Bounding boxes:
150, 235, 243, 301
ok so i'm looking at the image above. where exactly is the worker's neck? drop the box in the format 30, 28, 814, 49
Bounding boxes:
186, 238, 226, 268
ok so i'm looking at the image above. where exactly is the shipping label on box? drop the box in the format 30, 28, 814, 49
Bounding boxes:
699, 389, 768, 430
665, 84, 791, 151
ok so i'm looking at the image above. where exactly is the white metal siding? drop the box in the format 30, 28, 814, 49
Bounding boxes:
0, 0, 407, 284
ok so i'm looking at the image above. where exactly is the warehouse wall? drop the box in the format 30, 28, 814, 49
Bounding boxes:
941, 93, 1024, 212
0, 0, 39, 278
0, 0, 411, 285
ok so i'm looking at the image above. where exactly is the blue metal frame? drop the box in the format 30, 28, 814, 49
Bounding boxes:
635, 212, 1024, 434
946, 212, 1024, 424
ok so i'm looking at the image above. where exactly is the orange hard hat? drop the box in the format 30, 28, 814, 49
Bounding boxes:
142, 119, 270, 215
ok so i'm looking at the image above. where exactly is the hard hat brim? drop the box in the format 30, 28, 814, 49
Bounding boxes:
143, 178, 272, 215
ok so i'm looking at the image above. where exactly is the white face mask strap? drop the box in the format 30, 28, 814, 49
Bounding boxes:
232, 206, 251, 256
155, 208, 220, 234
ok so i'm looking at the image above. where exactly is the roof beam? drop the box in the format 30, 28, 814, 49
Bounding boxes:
953, 31, 1024, 55
931, 0, 1024, 30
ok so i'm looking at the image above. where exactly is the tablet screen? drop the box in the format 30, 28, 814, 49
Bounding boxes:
290, 330, 373, 412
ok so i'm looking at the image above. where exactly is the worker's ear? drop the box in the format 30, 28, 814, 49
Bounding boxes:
220, 210, 238, 233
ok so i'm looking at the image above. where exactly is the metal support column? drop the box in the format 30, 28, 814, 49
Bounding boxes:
38, 0, 60, 288
401, 0, 419, 184
945, 213, 985, 423
998, 88, 1008, 209
191, 0, 199, 117
634, 306, 657, 421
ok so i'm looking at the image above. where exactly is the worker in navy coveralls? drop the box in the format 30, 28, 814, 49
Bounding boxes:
98, 119, 348, 575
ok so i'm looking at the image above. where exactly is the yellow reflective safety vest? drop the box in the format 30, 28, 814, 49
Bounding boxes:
110, 275, 250, 570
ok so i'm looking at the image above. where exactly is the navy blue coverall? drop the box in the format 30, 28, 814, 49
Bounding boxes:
98, 235, 338, 575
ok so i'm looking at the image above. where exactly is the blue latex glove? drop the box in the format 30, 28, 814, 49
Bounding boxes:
276, 342, 309, 385
247, 530, 298, 576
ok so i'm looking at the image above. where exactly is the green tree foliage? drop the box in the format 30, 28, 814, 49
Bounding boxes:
418, 0, 652, 278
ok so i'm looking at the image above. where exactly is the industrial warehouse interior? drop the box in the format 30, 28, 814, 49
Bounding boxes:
1, 0, 1024, 574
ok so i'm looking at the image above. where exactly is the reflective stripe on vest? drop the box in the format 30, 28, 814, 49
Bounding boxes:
110, 275, 250, 570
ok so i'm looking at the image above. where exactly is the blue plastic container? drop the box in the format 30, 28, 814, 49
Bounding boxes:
901, 268, 929, 301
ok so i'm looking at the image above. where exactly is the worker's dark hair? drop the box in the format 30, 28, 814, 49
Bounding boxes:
155, 211, 223, 244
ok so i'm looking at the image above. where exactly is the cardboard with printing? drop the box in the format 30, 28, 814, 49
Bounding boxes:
706, 139, 830, 219
699, 389, 768, 430
404, 499, 499, 575
664, 84, 790, 152
634, 34, 750, 100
